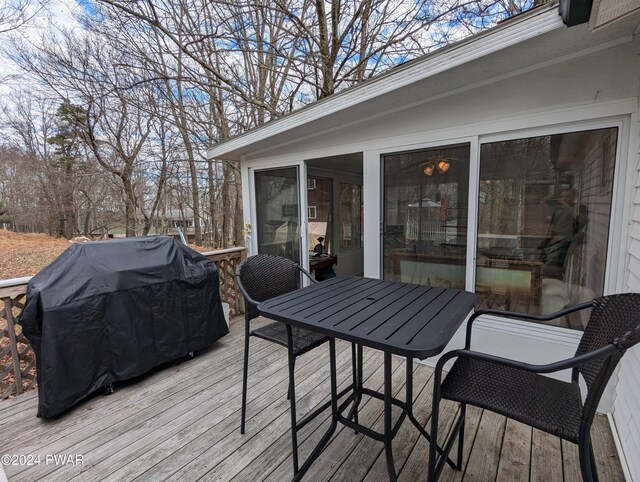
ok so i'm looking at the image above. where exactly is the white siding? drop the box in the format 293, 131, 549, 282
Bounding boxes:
614, 91, 640, 480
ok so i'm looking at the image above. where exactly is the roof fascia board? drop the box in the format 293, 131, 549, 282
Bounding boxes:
208, 5, 564, 160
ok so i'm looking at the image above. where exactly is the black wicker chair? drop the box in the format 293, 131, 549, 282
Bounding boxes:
427, 293, 640, 482
235, 254, 357, 474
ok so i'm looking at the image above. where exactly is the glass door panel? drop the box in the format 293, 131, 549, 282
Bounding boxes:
255, 167, 301, 264
477, 127, 618, 328
383, 144, 470, 288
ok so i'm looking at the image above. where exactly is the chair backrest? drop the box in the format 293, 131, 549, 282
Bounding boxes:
575, 293, 640, 424
235, 254, 301, 321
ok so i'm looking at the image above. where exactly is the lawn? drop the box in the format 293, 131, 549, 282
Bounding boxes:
0, 230, 213, 280
0, 230, 72, 279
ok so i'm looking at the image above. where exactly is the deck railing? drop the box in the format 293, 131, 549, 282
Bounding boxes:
0, 277, 36, 399
0, 246, 246, 399
201, 246, 246, 317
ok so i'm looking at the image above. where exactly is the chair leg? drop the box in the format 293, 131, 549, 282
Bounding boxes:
286, 327, 300, 475
578, 435, 595, 482
457, 404, 466, 470
428, 385, 441, 482
589, 440, 599, 482
240, 327, 250, 435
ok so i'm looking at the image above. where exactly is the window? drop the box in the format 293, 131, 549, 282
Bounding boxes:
383, 144, 470, 288
308, 206, 317, 219
477, 127, 618, 328
308, 178, 316, 190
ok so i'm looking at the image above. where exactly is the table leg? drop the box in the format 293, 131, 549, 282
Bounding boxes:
357, 344, 363, 421
292, 338, 339, 482
357, 344, 363, 391
384, 351, 397, 482
346, 343, 360, 432
406, 356, 429, 440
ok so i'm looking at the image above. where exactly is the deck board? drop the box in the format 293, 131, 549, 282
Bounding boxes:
461, 410, 506, 481
495, 419, 531, 482
531, 429, 563, 482
0, 315, 625, 481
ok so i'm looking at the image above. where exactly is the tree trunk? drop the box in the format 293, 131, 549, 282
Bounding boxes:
63, 162, 75, 239
122, 174, 136, 237
207, 159, 217, 246
186, 152, 202, 245
234, 162, 243, 246
141, 216, 152, 236
222, 160, 233, 247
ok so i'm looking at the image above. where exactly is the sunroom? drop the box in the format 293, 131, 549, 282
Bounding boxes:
208, 2, 640, 479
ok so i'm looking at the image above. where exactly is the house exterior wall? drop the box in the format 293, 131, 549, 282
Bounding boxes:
613, 92, 640, 480
240, 34, 640, 477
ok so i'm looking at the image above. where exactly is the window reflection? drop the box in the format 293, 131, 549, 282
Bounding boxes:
477, 128, 617, 329
255, 168, 300, 264
307, 177, 332, 254
340, 183, 362, 252
383, 144, 470, 289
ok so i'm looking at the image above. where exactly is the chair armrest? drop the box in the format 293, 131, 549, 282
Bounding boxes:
435, 344, 619, 379
465, 301, 595, 349
297, 266, 318, 284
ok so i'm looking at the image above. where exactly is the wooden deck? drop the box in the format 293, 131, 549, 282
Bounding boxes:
0, 316, 625, 481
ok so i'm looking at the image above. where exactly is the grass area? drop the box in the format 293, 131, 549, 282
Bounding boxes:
0, 230, 71, 279
0, 230, 219, 280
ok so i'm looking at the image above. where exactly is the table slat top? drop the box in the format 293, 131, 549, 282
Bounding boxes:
258, 276, 477, 359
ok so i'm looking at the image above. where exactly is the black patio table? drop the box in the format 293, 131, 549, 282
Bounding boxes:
258, 275, 477, 481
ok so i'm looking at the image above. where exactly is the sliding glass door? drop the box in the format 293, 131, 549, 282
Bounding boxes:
476, 127, 617, 328
381, 125, 620, 330
254, 167, 301, 264
383, 144, 470, 288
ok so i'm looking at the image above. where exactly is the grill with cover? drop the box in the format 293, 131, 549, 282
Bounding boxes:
20, 236, 229, 418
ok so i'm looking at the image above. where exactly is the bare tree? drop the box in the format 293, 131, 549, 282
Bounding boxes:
0, 0, 47, 34
10, 28, 167, 237
0, 0, 539, 246
1, 92, 123, 236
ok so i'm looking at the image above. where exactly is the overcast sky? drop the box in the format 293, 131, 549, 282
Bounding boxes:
0, 0, 84, 96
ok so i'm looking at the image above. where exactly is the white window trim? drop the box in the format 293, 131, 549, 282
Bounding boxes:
308, 206, 317, 219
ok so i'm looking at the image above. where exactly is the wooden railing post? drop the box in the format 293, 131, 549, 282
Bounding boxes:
0, 278, 35, 399
201, 247, 246, 317
3, 297, 23, 395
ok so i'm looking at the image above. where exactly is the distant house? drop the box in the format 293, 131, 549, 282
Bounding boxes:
208, 1, 640, 478
158, 208, 207, 242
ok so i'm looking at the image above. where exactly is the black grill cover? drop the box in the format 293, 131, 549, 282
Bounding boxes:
20, 236, 229, 418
